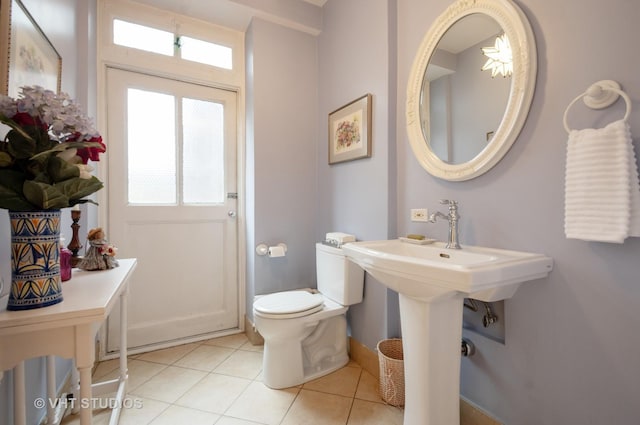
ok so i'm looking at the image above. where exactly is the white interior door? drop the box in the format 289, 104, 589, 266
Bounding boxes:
105, 67, 238, 352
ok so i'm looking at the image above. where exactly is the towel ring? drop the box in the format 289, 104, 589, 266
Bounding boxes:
563, 80, 632, 133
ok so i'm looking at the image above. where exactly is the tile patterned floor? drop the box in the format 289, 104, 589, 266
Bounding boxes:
61, 333, 404, 425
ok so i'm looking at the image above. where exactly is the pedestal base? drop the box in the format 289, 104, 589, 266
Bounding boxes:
399, 293, 464, 425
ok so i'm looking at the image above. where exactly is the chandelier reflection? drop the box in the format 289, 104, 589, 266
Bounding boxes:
481, 33, 513, 77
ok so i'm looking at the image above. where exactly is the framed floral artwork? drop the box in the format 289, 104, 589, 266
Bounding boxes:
328, 93, 372, 164
0, 0, 62, 96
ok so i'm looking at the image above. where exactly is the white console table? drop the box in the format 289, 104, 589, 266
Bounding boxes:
0, 258, 137, 425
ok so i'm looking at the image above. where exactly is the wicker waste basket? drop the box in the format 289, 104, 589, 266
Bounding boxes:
377, 338, 405, 407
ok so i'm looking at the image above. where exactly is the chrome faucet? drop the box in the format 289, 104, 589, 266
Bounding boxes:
428, 199, 461, 249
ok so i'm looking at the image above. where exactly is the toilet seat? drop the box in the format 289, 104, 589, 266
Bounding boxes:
254, 291, 324, 319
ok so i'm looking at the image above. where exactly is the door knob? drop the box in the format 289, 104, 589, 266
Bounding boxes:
228, 211, 236, 218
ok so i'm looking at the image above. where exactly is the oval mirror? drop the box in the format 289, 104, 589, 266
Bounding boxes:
406, 0, 537, 181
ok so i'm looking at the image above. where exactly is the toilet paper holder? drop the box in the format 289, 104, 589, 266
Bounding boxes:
256, 243, 288, 257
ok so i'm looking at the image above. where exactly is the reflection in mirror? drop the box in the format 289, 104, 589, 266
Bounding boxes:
422, 14, 510, 164
406, 0, 537, 181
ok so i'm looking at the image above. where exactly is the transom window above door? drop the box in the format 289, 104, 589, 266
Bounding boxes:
113, 19, 233, 70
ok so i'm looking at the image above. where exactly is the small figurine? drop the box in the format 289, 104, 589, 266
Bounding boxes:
77, 228, 119, 271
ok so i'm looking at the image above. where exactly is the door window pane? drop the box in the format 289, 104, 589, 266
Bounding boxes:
128, 89, 176, 204
182, 98, 225, 204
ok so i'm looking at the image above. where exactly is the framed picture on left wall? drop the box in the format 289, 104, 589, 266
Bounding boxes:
328, 93, 372, 164
0, 0, 62, 96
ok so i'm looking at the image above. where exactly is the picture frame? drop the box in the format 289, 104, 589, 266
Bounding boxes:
328, 93, 372, 164
0, 0, 62, 96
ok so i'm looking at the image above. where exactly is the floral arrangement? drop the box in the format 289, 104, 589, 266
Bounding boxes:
0, 86, 106, 211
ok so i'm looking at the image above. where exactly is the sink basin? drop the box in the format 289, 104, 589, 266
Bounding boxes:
342, 239, 553, 425
342, 239, 553, 301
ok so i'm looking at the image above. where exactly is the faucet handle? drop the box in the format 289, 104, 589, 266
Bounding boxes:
439, 199, 457, 206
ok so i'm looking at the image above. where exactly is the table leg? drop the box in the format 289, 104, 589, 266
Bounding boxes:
71, 359, 80, 414
75, 324, 94, 425
119, 289, 128, 384
13, 361, 26, 425
78, 366, 92, 425
108, 284, 129, 425
46, 356, 56, 424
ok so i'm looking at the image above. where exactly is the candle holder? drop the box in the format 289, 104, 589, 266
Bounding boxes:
68, 209, 83, 267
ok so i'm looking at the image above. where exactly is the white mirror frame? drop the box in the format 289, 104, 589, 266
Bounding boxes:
406, 0, 537, 181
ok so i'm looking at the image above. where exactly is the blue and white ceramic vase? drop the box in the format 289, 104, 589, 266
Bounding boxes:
7, 210, 63, 310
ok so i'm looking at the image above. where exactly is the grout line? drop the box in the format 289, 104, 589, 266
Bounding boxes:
343, 368, 362, 425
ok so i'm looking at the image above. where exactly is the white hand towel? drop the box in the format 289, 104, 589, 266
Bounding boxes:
564, 119, 640, 243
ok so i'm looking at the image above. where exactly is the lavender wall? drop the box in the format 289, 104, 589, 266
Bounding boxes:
320, 0, 640, 423
318, 0, 400, 349
245, 18, 319, 314
395, 0, 640, 423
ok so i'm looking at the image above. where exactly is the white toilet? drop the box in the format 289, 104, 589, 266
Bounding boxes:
253, 242, 365, 389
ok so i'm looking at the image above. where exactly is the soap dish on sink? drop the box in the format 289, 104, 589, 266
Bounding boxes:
399, 237, 437, 245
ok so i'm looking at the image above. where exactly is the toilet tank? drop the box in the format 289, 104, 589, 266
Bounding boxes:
316, 243, 365, 305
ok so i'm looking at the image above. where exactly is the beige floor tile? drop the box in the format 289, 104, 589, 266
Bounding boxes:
354, 369, 383, 403
125, 360, 169, 391
60, 408, 111, 425
174, 344, 235, 371
239, 340, 264, 352
225, 381, 299, 425
202, 333, 249, 349
346, 359, 362, 369
175, 373, 251, 414
303, 366, 362, 398
132, 365, 207, 403
116, 396, 170, 425
214, 349, 263, 379
347, 399, 403, 425
79, 341, 401, 425
136, 343, 200, 365
93, 358, 120, 380
281, 389, 353, 425
62, 396, 170, 425
148, 405, 220, 425
99, 359, 167, 392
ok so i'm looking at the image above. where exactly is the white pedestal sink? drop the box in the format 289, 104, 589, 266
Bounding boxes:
342, 239, 553, 425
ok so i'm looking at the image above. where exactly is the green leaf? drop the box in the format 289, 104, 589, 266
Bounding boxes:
0, 197, 38, 211
0, 170, 37, 210
0, 115, 35, 142
7, 129, 37, 159
0, 152, 13, 167
30, 141, 104, 162
21, 176, 103, 210
23, 180, 70, 210
58, 176, 104, 202
47, 156, 80, 182
0, 169, 26, 193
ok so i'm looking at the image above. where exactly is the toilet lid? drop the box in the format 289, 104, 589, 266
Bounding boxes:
254, 291, 324, 317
